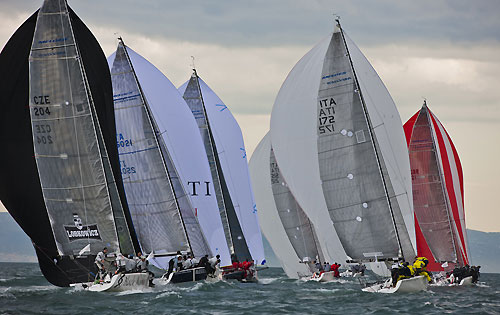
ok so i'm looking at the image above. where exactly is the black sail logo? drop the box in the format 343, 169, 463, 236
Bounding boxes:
64, 213, 101, 242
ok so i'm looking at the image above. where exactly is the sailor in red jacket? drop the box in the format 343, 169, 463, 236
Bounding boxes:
330, 262, 341, 278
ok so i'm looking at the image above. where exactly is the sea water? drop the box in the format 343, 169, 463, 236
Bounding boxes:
0, 262, 499, 314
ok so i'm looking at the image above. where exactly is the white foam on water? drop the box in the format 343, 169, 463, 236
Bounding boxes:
259, 277, 279, 285
155, 290, 181, 299
114, 288, 153, 296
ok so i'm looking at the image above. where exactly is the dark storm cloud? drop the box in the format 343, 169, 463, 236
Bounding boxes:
5, 0, 500, 47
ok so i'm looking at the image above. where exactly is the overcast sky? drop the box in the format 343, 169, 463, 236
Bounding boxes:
1, 0, 499, 232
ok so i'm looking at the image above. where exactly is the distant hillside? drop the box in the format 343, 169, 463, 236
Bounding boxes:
0, 212, 36, 262
0, 212, 498, 273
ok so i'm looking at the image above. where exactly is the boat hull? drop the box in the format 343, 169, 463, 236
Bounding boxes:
86, 273, 150, 292
310, 271, 337, 282
362, 275, 428, 293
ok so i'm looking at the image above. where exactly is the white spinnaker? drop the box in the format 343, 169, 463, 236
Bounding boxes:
270, 34, 347, 263
107, 49, 231, 267
179, 78, 265, 264
249, 133, 310, 278
345, 34, 416, 252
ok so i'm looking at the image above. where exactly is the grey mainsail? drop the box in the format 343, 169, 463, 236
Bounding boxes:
111, 40, 211, 257
182, 71, 251, 261
317, 22, 413, 262
408, 104, 458, 263
270, 148, 324, 270
29, 0, 134, 256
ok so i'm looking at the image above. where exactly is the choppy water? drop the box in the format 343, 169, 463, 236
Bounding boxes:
0, 262, 499, 314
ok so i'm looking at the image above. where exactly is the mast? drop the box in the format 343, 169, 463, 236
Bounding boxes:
422, 101, 459, 264
118, 38, 193, 254
336, 19, 404, 261
184, 69, 252, 260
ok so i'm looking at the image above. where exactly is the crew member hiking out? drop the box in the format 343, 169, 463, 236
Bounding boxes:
95, 247, 108, 281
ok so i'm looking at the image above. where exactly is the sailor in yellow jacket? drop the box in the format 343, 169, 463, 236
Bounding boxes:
413, 257, 432, 283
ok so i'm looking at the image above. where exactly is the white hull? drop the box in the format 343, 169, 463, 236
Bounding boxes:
82, 273, 150, 292
340, 270, 363, 278
362, 275, 428, 293
310, 271, 336, 282
431, 275, 474, 287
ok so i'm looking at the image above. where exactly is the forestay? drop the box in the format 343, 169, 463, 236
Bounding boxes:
179, 78, 265, 264
249, 133, 310, 278
181, 72, 252, 262
270, 148, 324, 271
29, 0, 134, 257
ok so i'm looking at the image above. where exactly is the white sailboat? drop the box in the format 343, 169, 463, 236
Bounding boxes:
107, 42, 232, 284
179, 71, 265, 281
268, 19, 422, 292
249, 133, 311, 279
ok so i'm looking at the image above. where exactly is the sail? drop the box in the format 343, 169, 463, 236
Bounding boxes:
110, 40, 201, 257
107, 48, 230, 266
270, 23, 415, 265
179, 78, 265, 264
270, 148, 324, 270
0, 0, 137, 286
249, 133, 310, 278
404, 104, 469, 271
181, 72, 252, 262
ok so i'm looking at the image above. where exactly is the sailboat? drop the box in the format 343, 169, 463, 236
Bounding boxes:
179, 71, 265, 281
250, 133, 330, 280
250, 133, 312, 279
403, 101, 470, 284
269, 19, 424, 293
0, 0, 148, 291
108, 39, 232, 284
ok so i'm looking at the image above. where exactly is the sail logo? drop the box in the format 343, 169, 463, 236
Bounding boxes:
64, 214, 101, 242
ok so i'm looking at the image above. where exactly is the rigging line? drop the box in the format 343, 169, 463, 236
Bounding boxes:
337, 19, 404, 261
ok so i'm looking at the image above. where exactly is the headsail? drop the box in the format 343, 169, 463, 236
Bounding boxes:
110, 39, 213, 260
107, 48, 231, 266
181, 71, 252, 262
249, 133, 310, 278
0, 0, 137, 286
404, 102, 469, 271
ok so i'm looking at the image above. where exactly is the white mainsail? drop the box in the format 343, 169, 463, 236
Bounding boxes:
249, 133, 310, 278
179, 77, 265, 264
107, 48, 231, 267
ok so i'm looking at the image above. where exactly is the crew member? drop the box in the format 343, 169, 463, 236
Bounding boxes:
95, 247, 108, 280
207, 254, 220, 275
331, 262, 341, 278
413, 256, 432, 283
